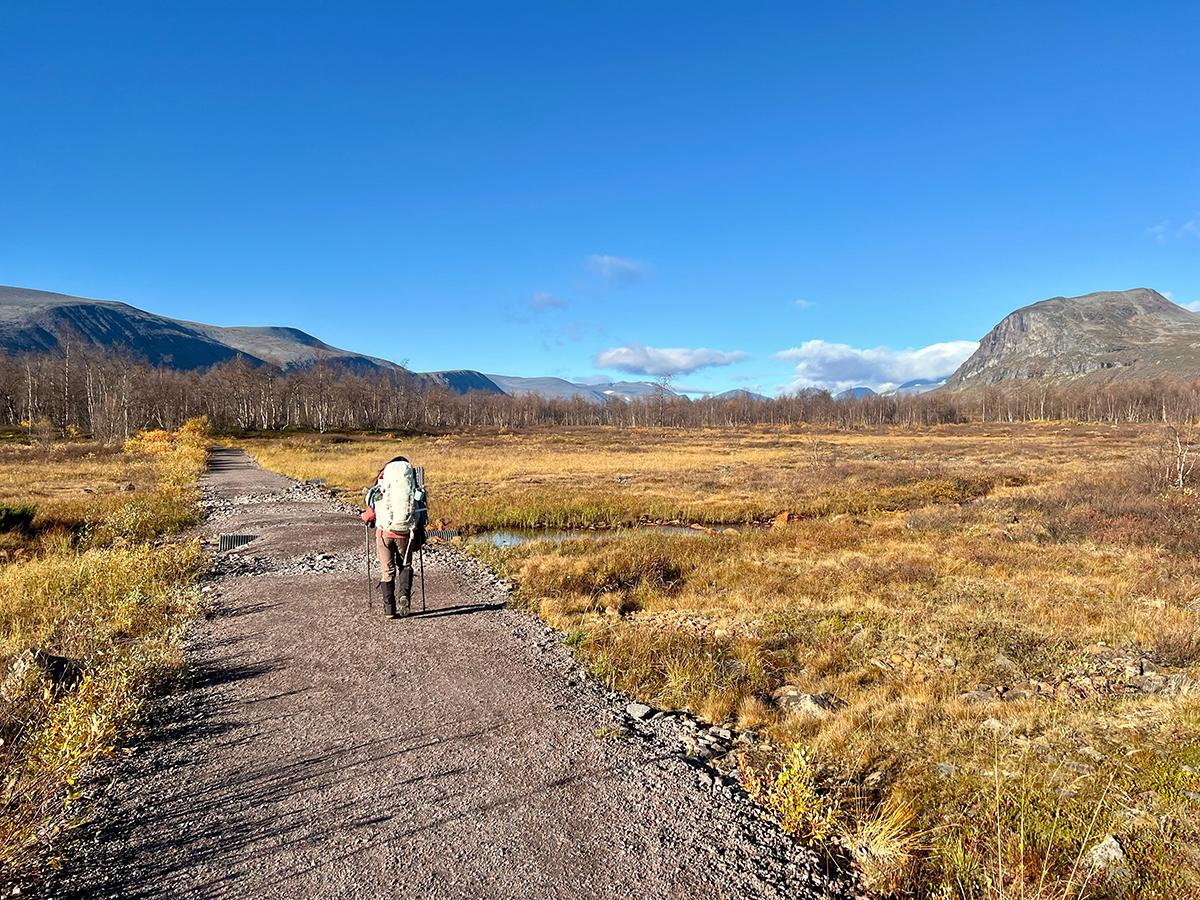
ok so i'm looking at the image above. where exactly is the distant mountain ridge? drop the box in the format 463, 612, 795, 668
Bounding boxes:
0, 285, 668, 400
945, 288, 1200, 390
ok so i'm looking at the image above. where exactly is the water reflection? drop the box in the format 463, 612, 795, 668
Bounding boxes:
470, 524, 747, 548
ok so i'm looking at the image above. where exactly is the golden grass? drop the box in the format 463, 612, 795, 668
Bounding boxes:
237, 423, 1200, 898
0, 419, 210, 881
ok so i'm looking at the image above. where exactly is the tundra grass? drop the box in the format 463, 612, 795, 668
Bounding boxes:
0, 420, 210, 882
237, 423, 1200, 898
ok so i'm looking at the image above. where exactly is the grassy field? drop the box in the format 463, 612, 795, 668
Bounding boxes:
0, 420, 210, 881
236, 424, 1200, 898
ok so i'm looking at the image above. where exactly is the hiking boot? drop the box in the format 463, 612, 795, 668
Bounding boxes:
398, 592, 411, 617
380, 580, 398, 619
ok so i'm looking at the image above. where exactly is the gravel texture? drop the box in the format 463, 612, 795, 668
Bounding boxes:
32, 448, 862, 900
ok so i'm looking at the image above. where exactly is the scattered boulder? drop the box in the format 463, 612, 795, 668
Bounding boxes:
1082, 835, 1131, 881
934, 762, 958, 779
992, 653, 1018, 671
1163, 674, 1199, 697
626, 702, 654, 721
772, 687, 846, 719
122, 483, 136, 492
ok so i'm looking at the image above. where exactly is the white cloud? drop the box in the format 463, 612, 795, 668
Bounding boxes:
774, 339, 979, 393
795, 299, 816, 309
1147, 219, 1200, 243
1148, 221, 1172, 245
530, 291, 566, 311
585, 254, 648, 286
593, 342, 749, 376
1186, 301, 1200, 312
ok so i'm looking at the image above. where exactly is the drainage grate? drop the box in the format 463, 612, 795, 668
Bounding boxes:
218, 534, 258, 552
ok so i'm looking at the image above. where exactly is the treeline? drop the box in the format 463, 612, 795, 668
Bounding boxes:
4, 347, 1200, 441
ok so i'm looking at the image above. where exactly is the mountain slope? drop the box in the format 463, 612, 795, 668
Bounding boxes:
484, 374, 609, 402
0, 285, 687, 400
0, 285, 406, 373
0, 286, 255, 369
945, 288, 1200, 390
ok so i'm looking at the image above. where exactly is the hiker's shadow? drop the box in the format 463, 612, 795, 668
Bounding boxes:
405, 601, 505, 620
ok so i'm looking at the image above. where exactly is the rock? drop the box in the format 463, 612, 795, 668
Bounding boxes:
934, 762, 958, 778
1141, 659, 1161, 675
123, 482, 136, 492
1163, 674, 1199, 697
980, 718, 1003, 732
1063, 761, 1095, 776
992, 653, 1018, 671
1, 649, 83, 701
1134, 674, 1166, 693
1082, 835, 1130, 880
940, 656, 958, 669
626, 702, 654, 720
772, 688, 846, 719
959, 690, 995, 705
736, 731, 757, 746
711, 727, 733, 742
772, 512, 790, 529
864, 771, 887, 788
1085, 643, 1116, 661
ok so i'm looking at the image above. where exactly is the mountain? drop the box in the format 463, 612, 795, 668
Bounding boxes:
891, 378, 949, 396
0, 285, 669, 400
710, 388, 770, 401
0, 285, 403, 373
835, 387, 877, 400
945, 288, 1200, 391
486, 375, 676, 402
0, 286, 253, 370
485, 374, 609, 402
422, 371, 505, 394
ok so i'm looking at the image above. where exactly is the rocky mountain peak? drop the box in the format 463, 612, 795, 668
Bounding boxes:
945, 288, 1200, 390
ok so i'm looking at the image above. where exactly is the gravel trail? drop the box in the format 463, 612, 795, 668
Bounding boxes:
37, 448, 860, 900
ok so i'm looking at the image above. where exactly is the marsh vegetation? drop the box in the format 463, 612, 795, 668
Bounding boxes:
0, 420, 210, 881
239, 423, 1200, 898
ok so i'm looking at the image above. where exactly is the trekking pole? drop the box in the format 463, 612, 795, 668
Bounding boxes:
419, 546, 426, 612
363, 524, 373, 610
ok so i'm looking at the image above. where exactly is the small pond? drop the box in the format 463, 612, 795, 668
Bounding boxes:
469, 524, 754, 549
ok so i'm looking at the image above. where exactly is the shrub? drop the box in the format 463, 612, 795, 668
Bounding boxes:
0, 503, 36, 536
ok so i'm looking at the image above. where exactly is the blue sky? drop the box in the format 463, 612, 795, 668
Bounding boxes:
2, 2, 1198, 395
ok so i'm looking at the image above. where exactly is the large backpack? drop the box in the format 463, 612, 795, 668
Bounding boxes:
374, 459, 419, 534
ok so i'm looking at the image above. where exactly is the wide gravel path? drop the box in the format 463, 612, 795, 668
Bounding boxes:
37, 449, 859, 900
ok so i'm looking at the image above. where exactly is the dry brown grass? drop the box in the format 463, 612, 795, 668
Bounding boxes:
0, 421, 210, 882
238, 422, 1200, 898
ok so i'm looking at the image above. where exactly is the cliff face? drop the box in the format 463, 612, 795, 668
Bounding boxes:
945, 289, 1200, 390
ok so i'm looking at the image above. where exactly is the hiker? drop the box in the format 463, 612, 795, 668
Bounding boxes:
362, 456, 426, 618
